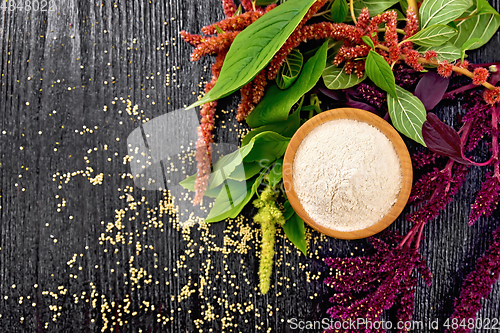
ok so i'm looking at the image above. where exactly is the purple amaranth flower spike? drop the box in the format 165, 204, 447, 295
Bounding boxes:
446, 226, 500, 333
323, 232, 431, 333
407, 163, 469, 224
469, 173, 500, 226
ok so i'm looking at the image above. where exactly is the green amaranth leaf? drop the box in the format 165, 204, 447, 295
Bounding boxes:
400, 0, 408, 13
331, 0, 349, 23
451, 2, 500, 49
215, 25, 225, 34
243, 131, 290, 163
362, 36, 375, 49
387, 86, 427, 146
419, 0, 473, 29
418, 42, 461, 62
322, 64, 366, 90
352, 0, 400, 18
267, 159, 283, 188
477, 0, 499, 15
461, 38, 483, 61
283, 200, 307, 255
181, 131, 287, 198
187, 0, 316, 109
246, 41, 328, 128
205, 173, 265, 223
207, 140, 255, 189
226, 162, 267, 181
235, 4, 243, 16
404, 24, 458, 47
242, 106, 301, 146
276, 49, 303, 89
179, 174, 223, 198
365, 50, 397, 99
255, 0, 278, 5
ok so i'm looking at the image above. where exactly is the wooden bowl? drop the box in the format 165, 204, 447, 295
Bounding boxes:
282, 108, 412, 240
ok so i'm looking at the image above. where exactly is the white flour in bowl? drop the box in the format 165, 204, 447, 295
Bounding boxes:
292, 119, 402, 232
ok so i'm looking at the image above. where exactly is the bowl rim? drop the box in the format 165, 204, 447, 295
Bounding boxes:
282, 107, 413, 240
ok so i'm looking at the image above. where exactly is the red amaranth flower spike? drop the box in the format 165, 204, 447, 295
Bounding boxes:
437, 60, 453, 77
180, 31, 205, 47
424, 50, 437, 61
191, 32, 239, 61
267, 22, 363, 79
239, 0, 253, 12
201, 11, 262, 35
221, 0, 237, 17
455, 59, 470, 70
251, 69, 268, 105
299, 0, 329, 27
355, 7, 370, 32
472, 67, 490, 85
404, 49, 423, 71
237, 80, 254, 122
404, 7, 419, 38
193, 128, 212, 206
484, 87, 500, 105
193, 52, 226, 203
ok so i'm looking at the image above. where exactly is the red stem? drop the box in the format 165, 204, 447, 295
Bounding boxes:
414, 222, 426, 251
492, 106, 499, 177
459, 119, 495, 166
443, 83, 479, 99
397, 223, 420, 249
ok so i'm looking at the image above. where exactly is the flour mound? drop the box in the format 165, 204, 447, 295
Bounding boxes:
292, 119, 402, 232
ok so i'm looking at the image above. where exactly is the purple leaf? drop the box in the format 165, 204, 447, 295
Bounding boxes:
422, 113, 470, 165
414, 71, 449, 111
346, 93, 378, 114
318, 86, 343, 101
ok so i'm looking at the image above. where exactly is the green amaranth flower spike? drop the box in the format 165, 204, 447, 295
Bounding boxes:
253, 183, 286, 294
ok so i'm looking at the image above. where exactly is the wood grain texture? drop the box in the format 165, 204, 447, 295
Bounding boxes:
0, 0, 499, 332
283, 108, 412, 240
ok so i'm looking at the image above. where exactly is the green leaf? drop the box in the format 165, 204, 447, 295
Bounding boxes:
418, 42, 461, 62
267, 159, 283, 188
246, 41, 328, 128
322, 64, 366, 90
282, 201, 307, 255
451, 3, 500, 49
352, 0, 400, 18
208, 140, 255, 189
387, 86, 427, 146
205, 174, 264, 223
215, 25, 225, 34
179, 174, 222, 198
400, 0, 408, 14
187, 0, 316, 109
365, 50, 397, 99
242, 107, 301, 146
362, 36, 375, 49
276, 49, 303, 89
244, 132, 290, 163
331, 0, 349, 23
419, 0, 473, 29
235, 4, 243, 16
255, 0, 278, 5
404, 24, 458, 47
226, 162, 266, 181
477, 0, 498, 15
461, 38, 483, 61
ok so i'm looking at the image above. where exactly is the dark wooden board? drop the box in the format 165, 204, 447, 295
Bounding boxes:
0, 0, 499, 332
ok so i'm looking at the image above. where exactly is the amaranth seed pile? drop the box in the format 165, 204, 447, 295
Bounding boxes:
292, 119, 403, 231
